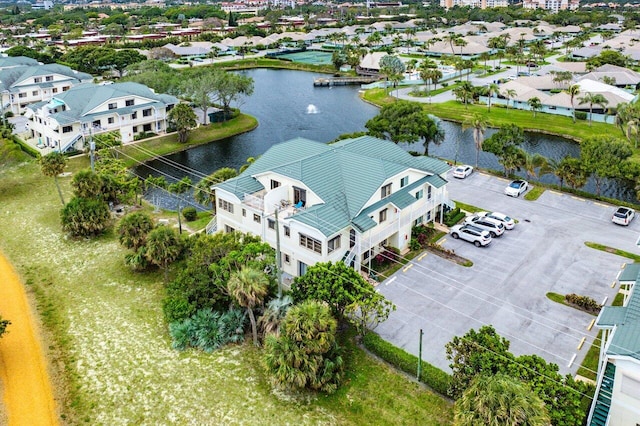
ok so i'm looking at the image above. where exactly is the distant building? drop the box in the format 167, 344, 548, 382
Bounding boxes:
25, 82, 178, 152
440, 0, 508, 8
31, 0, 53, 10
522, 0, 579, 12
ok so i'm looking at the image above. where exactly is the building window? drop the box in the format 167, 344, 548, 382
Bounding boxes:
143, 108, 152, 117
415, 189, 423, 200
132, 112, 137, 119
62, 125, 73, 133
381, 183, 392, 198
253, 213, 261, 223
379, 208, 387, 223
46, 76, 53, 82
132, 126, 138, 132
270, 179, 281, 189
414, 216, 423, 226
62, 86, 70, 91
284, 254, 290, 264
328, 235, 341, 253
401, 176, 409, 187
108, 117, 115, 124
18, 93, 26, 98
218, 199, 234, 213
426, 210, 432, 222
143, 123, 152, 132
284, 225, 290, 237
125, 99, 134, 106
92, 120, 101, 128
108, 102, 117, 110
34, 77, 42, 83
32, 90, 38, 96
242, 209, 246, 217
224, 225, 235, 233
299, 233, 322, 254
427, 186, 432, 200
52, 88, 58, 93
268, 219, 275, 229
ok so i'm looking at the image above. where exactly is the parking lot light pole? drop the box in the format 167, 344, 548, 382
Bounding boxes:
417, 328, 423, 380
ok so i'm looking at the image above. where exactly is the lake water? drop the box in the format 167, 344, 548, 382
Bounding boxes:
133, 69, 636, 208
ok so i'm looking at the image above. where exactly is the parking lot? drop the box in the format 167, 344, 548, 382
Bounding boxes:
375, 170, 637, 376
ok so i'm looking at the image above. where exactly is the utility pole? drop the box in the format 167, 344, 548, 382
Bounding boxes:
90, 140, 95, 173
274, 207, 283, 298
417, 328, 423, 380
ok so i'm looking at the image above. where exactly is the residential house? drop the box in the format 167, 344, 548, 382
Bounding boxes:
25, 82, 178, 152
587, 264, 640, 425
0, 60, 93, 115
578, 64, 640, 89
212, 136, 451, 278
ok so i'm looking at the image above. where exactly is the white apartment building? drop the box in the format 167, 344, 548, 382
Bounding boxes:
25, 82, 178, 152
440, 0, 508, 9
522, 0, 579, 12
0, 59, 92, 115
212, 136, 452, 278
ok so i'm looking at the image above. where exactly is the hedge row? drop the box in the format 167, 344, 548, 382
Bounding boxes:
363, 331, 451, 396
444, 207, 465, 227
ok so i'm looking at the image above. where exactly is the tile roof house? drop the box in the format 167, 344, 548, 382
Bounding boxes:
25, 82, 178, 152
0, 59, 92, 115
212, 136, 451, 278
587, 264, 640, 425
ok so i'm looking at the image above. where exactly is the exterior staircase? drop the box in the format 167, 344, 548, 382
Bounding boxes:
589, 362, 616, 426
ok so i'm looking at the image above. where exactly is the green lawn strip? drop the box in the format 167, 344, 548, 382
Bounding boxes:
430, 230, 447, 244
576, 330, 602, 382
0, 159, 453, 424
584, 242, 640, 262
116, 114, 258, 166
376, 249, 420, 280
546, 292, 566, 305
452, 200, 483, 214
362, 89, 614, 142
524, 186, 545, 201
213, 58, 336, 74
612, 292, 624, 307
185, 211, 214, 232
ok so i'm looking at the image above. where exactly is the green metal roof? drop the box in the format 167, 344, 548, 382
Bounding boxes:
618, 263, 640, 282
215, 136, 450, 236
0, 62, 91, 92
597, 306, 627, 327
0, 56, 38, 69
599, 271, 640, 361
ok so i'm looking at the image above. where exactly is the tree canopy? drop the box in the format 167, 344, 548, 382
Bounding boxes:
580, 136, 633, 195
482, 124, 526, 176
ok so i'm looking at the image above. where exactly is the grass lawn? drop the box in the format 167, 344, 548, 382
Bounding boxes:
362, 89, 617, 143
0, 158, 453, 425
584, 242, 640, 262
116, 113, 258, 167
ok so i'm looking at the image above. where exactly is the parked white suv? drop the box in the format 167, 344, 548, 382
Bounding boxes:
464, 215, 505, 237
477, 211, 515, 230
449, 224, 492, 247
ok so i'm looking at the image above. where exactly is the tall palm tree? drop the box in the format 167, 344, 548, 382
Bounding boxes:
228, 267, 269, 346
522, 151, 548, 180
578, 92, 608, 126
145, 226, 182, 283
454, 374, 550, 426
486, 83, 500, 112
566, 84, 580, 123
445, 32, 461, 55
462, 113, 489, 168
40, 152, 68, 205
527, 97, 542, 117
503, 88, 517, 110
421, 67, 442, 103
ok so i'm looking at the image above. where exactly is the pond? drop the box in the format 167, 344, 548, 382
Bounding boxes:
133, 69, 636, 209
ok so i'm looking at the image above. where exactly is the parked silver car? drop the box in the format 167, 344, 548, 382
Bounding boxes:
477, 211, 515, 230
449, 224, 492, 247
464, 215, 505, 237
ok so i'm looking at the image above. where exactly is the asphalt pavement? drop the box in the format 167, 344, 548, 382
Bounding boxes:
375, 170, 634, 376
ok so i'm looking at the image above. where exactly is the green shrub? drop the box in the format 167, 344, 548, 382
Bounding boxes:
182, 206, 197, 221
163, 295, 196, 323
169, 307, 246, 352
363, 332, 451, 395
565, 294, 601, 313
443, 207, 465, 227
441, 82, 448, 87
4, 111, 13, 118
575, 111, 588, 120
549, 89, 561, 94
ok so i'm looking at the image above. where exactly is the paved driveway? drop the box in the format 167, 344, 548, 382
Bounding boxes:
375, 171, 636, 375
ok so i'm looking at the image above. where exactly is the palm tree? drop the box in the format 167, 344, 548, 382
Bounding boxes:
40, 152, 68, 205
503, 88, 516, 110
454, 37, 467, 56
566, 84, 580, 123
462, 113, 489, 168
486, 83, 500, 112
145, 226, 182, 283
445, 32, 461, 55
522, 152, 548, 180
228, 267, 269, 346
527, 97, 542, 117
454, 374, 550, 426
420, 67, 442, 103
117, 212, 154, 251
578, 92, 608, 126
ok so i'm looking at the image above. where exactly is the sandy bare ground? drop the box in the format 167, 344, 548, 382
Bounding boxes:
0, 251, 58, 426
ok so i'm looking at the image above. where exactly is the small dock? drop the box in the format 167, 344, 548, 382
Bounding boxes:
313, 77, 379, 87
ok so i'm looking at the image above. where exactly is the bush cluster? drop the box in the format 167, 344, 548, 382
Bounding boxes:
565, 293, 601, 313
444, 207, 465, 227
575, 111, 588, 120
363, 332, 451, 395
169, 307, 246, 352
182, 206, 197, 221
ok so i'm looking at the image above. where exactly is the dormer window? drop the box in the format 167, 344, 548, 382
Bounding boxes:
381, 183, 392, 198
270, 180, 281, 189
108, 103, 117, 110
125, 99, 134, 106
34, 77, 42, 83
400, 176, 409, 187
45, 76, 53, 82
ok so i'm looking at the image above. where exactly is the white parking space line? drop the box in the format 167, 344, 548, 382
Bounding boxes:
571, 196, 585, 201
593, 202, 608, 208
385, 277, 396, 286
549, 190, 562, 196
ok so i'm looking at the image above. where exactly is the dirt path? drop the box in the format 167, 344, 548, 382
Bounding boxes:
0, 252, 58, 426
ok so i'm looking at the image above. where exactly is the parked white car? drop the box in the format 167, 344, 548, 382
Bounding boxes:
612, 206, 635, 226
477, 211, 515, 230
452, 165, 473, 179
464, 215, 505, 237
449, 224, 492, 247
504, 180, 528, 197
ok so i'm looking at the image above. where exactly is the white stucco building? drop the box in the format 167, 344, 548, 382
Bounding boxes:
211, 136, 452, 278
